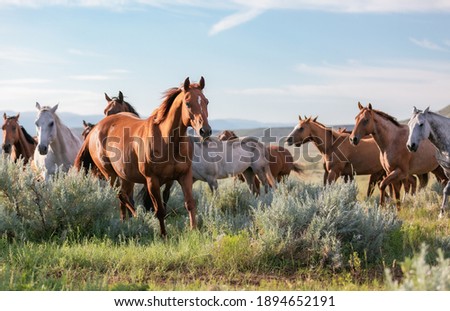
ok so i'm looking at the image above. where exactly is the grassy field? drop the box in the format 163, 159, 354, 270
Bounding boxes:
0, 155, 449, 291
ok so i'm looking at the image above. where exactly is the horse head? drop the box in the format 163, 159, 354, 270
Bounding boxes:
2, 112, 20, 154
181, 77, 212, 140
82, 120, 96, 140
349, 102, 375, 146
35, 102, 59, 155
104, 91, 139, 117
407, 106, 431, 152
286, 115, 317, 147
218, 130, 238, 141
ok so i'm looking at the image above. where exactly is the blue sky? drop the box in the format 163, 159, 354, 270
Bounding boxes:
1, 0, 450, 126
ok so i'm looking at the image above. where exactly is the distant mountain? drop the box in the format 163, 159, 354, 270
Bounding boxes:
209, 119, 294, 131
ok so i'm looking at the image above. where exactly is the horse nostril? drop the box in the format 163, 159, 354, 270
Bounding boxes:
200, 127, 211, 138
38, 145, 48, 155
2, 144, 11, 153
287, 137, 293, 145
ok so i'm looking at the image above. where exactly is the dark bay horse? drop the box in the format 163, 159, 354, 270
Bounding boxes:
2, 113, 37, 164
81, 120, 96, 140
75, 77, 211, 236
104, 91, 140, 117
350, 103, 447, 209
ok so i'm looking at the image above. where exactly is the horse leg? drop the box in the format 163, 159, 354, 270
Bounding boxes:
177, 170, 197, 230
367, 171, 384, 198
162, 180, 174, 207
207, 178, 219, 193
241, 169, 259, 195
440, 180, 450, 218
118, 180, 137, 220
145, 177, 166, 236
326, 169, 340, 184
392, 181, 403, 211
379, 169, 402, 207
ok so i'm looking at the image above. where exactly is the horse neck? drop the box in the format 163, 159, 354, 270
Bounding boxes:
14, 129, 35, 161
51, 119, 76, 163
371, 113, 405, 150
309, 123, 335, 155
427, 113, 450, 153
155, 98, 188, 143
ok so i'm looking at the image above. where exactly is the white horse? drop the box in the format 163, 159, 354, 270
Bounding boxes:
191, 136, 276, 194
407, 106, 450, 218
34, 103, 82, 180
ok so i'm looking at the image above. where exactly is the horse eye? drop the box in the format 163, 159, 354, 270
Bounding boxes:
49, 122, 54, 127
299, 127, 304, 132
362, 119, 369, 125
419, 123, 424, 127
186, 102, 191, 108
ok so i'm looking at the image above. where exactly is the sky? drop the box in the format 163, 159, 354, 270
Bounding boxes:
1, 0, 450, 126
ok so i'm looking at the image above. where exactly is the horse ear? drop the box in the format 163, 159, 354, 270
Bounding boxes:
15, 113, 20, 120
298, 115, 302, 121
105, 93, 111, 102
36, 102, 41, 111
368, 103, 373, 110
83, 120, 88, 127
3, 112, 6, 120
312, 116, 318, 122
358, 102, 364, 110
118, 91, 123, 102
413, 106, 419, 114
424, 106, 430, 114
184, 77, 190, 91
199, 76, 205, 90
50, 104, 59, 113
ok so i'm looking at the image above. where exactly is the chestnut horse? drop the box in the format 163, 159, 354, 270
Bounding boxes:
350, 103, 447, 209
218, 130, 302, 192
75, 77, 212, 236
286, 116, 386, 197
2, 113, 37, 164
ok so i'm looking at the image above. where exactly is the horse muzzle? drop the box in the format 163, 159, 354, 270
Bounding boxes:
199, 126, 212, 139
407, 143, 418, 152
2, 144, 11, 154
38, 144, 49, 155
349, 136, 359, 146
286, 136, 294, 146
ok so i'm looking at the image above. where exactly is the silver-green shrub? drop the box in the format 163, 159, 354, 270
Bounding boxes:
0, 157, 157, 241
253, 180, 401, 268
385, 244, 450, 290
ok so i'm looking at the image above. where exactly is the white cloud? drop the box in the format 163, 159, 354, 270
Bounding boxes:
2, 1, 450, 35
68, 75, 116, 81
209, 8, 264, 35
409, 38, 447, 51
228, 60, 450, 122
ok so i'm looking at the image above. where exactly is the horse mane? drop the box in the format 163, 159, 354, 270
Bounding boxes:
20, 126, 37, 145
112, 96, 139, 117
372, 109, 401, 127
151, 87, 183, 125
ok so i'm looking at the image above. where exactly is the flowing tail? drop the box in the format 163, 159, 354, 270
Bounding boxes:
74, 139, 100, 177
291, 162, 303, 177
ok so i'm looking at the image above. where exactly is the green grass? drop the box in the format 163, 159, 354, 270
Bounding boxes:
0, 158, 449, 291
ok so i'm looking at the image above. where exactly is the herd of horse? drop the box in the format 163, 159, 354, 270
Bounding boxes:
2, 77, 450, 235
